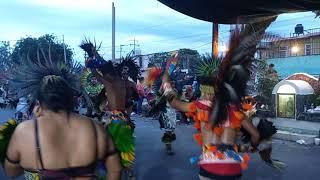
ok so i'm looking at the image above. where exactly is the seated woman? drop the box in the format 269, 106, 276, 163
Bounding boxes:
3, 53, 121, 180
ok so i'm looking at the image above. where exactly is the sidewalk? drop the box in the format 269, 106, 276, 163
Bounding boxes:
258, 117, 320, 144
269, 117, 320, 135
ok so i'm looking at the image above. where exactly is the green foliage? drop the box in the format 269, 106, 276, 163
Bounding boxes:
0, 119, 18, 166
148, 52, 170, 67
11, 34, 73, 65
315, 94, 320, 106
178, 48, 201, 74
257, 59, 279, 105
0, 42, 11, 77
147, 48, 201, 74
195, 54, 220, 78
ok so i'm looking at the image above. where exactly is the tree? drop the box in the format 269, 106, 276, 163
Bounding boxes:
148, 52, 170, 67
11, 34, 73, 65
178, 48, 201, 74
147, 48, 201, 74
0, 41, 11, 83
257, 59, 280, 105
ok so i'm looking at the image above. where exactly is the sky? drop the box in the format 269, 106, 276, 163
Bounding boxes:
0, 0, 319, 62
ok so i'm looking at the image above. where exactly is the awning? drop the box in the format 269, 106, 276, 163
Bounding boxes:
272, 80, 314, 95
158, 0, 320, 24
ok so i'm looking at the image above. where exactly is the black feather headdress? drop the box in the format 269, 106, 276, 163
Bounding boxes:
116, 54, 141, 82
9, 48, 82, 100
210, 17, 277, 126
80, 40, 140, 81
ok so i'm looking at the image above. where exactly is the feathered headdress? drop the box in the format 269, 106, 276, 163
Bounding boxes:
195, 54, 220, 85
210, 17, 276, 126
116, 54, 141, 82
80, 40, 140, 81
9, 48, 82, 100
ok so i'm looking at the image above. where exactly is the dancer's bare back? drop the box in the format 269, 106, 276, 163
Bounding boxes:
91, 69, 135, 111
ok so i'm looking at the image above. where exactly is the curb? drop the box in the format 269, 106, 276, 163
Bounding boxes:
274, 130, 318, 145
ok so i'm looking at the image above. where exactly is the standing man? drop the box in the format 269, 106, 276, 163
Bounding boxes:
136, 77, 145, 115
81, 41, 140, 179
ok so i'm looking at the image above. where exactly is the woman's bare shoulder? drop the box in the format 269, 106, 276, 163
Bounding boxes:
11, 120, 34, 142
71, 114, 105, 134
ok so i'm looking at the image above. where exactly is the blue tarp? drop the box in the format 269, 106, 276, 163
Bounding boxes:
268, 55, 320, 79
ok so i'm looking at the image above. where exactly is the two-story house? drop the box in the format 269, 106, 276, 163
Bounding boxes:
257, 25, 320, 120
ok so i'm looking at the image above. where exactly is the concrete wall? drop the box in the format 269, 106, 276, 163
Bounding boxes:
259, 35, 320, 59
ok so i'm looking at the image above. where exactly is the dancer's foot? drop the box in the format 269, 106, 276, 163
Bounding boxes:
165, 143, 175, 155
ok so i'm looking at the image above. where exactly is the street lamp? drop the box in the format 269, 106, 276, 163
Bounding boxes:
291, 46, 299, 55
220, 45, 228, 52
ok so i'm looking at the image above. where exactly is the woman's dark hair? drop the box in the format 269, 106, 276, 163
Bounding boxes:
36, 75, 75, 113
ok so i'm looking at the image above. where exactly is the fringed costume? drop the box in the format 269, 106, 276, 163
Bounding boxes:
80, 40, 140, 170
147, 52, 178, 155
159, 18, 284, 179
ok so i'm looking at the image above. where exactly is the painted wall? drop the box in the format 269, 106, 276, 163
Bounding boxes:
267, 55, 320, 79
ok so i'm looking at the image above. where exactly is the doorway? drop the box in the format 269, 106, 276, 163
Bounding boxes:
277, 94, 295, 118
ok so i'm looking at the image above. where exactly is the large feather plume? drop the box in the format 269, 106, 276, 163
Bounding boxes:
210, 17, 277, 126
80, 39, 140, 81
117, 54, 141, 82
9, 48, 82, 100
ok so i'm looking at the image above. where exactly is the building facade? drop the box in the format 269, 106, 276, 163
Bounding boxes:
257, 26, 320, 79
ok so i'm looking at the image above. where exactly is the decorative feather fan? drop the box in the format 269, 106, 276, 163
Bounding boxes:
81, 69, 104, 97
107, 120, 135, 168
0, 119, 18, 166
146, 66, 163, 87
9, 48, 82, 100
80, 39, 109, 69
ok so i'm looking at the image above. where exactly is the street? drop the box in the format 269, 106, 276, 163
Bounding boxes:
1, 108, 320, 180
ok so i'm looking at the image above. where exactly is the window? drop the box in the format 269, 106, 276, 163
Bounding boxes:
305, 44, 311, 55
279, 46, 288, 58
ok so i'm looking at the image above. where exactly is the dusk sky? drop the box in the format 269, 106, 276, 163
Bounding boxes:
0, 0, 319, 62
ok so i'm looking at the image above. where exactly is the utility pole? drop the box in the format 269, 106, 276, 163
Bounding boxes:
130, 38, 140, 56
112, 2, 115, 61
212, 23, 219, 59
119, 44, 128, 58
63, 35, 67, 62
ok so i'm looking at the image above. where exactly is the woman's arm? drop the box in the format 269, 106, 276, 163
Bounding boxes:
169, 98, 192, 113
105, 136, 122, 180
162, 72, 191, 113
94, 122, 121, 180
241, 118, 260, 146
4, 125, 23, 177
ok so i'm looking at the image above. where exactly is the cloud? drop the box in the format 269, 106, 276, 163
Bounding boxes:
25, 0, 113, 14
0, 0, 319, 62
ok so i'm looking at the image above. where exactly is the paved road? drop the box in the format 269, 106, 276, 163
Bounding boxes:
1, 108, 320, 180
134, 115, 320, 180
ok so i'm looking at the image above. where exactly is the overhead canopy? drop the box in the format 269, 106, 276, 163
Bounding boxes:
158, 0, 320, 24
272, 80, 314, 95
